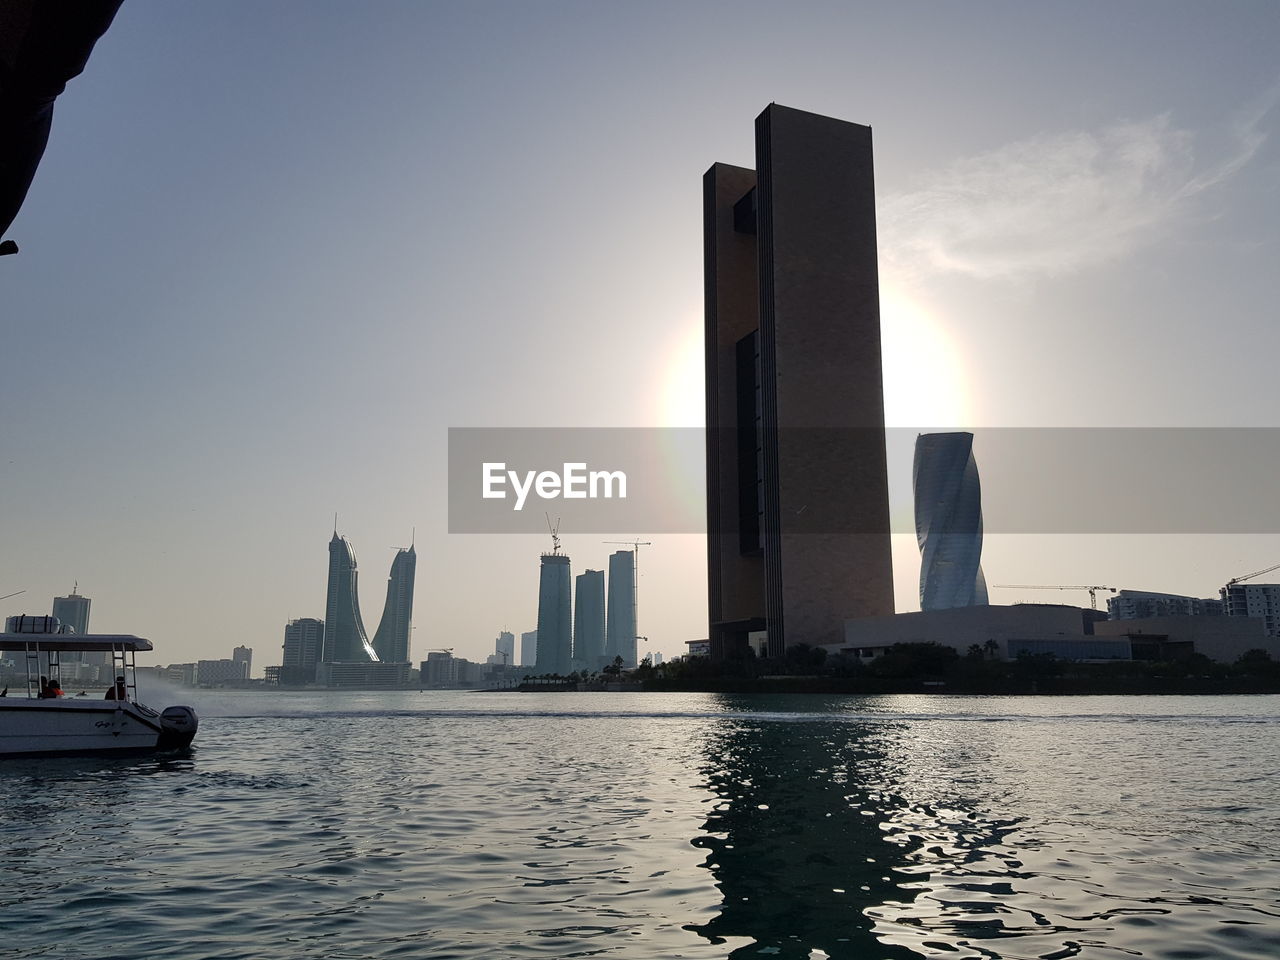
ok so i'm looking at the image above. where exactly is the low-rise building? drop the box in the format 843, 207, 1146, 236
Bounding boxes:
196, 658, 246, 686
314, 661, 411, 689
1094, 614, 1275, 663
835, 604, 1115, 661
420, 652, 484, 688
1108, 590, 1223, 620
1221, 582, 1280, 637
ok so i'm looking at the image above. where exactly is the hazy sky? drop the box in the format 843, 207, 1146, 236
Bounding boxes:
3, 1, 1279, 670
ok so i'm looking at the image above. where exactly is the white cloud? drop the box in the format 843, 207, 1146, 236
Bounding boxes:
879, 86, 1278, 283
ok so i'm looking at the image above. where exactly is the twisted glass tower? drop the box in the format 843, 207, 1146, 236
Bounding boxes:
914, 432, 988, 611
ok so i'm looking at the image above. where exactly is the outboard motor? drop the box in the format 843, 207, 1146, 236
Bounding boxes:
158, 705, 199, 749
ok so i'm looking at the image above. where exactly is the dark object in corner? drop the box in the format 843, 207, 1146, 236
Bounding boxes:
0, 0, 124, 241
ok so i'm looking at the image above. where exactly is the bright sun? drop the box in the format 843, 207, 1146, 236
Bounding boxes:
658, 288, 970, 430
660, 317, 705, 428
879, 285, 972, 429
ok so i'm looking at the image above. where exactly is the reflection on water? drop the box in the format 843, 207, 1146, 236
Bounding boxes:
689, 703, 921, 958
0, 692, 1276, 959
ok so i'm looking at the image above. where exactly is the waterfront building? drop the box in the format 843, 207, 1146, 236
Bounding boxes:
705, 105, 894, 658
196, 658, 247, 686
536, 552, 572, 675
282, 617, 323, 685
495, 630, 515, 667
421, 652, 483, 688
606, 550, 636, 667
372, 544, 416, 663
1108, 590, 1223, 620
914, 432, 988, 611
837, 605, 1113, 662
51, 589, 90, 634
1221, 582, 1280, 637
573, 569, 605, 667
52, 588, 97, 668
165, 662, 197, 686
315, 660, 411, 688
1095, 614, 1274, 662
323, 531, 379, 663
232, 645, 252, 679
520, 629, 537, 667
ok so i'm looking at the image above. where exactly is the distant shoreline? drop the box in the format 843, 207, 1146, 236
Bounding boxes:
504, 677, 1280, 696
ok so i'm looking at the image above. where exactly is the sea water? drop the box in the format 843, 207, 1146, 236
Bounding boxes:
0, 692, 1275, 960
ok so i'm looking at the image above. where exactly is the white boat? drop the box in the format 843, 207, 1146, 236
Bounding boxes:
0, 628, 198, 757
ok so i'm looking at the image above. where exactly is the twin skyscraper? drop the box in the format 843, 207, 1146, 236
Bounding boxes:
280, 529, 417, 687
325, 530, 416, 664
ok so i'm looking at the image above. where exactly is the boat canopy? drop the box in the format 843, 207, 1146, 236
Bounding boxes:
0, 634, 154, 653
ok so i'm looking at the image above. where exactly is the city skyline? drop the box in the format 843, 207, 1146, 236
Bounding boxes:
3, 3, 1279, 667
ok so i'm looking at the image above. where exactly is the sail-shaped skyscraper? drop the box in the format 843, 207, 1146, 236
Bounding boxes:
372, 544, 416, 663
323, 531, 380, 662
914, 432, 988, 611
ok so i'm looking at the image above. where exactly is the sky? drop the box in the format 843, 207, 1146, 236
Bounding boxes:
3, 1, 1279, 671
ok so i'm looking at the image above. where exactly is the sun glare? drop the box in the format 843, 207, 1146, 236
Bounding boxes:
660, 316, 706, 428
879, 286, 972, 429
660, 293, 969, 430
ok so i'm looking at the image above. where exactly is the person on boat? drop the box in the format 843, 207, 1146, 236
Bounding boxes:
46, 678, 63, 698
104, 676, 126, 700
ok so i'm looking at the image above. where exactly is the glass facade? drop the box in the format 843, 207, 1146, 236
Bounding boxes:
914, 432, 988, 611
606, 550, 636, 667
536, 554, 572, 676
324, 533, 379, 663
372, 545, 416, 663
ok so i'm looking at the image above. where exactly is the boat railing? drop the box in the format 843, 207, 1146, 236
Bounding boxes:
0, 635, 147, 702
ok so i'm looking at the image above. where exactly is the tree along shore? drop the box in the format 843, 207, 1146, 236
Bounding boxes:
513, 643, 1280, 695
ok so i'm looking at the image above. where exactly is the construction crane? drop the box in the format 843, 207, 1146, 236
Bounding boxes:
1224, 562, 1280, 588
992, 584, 1117, 610
0, 589, 26, 603
428, 647, 454, 655
546, 514, 562, 555
604, 538, 652, 655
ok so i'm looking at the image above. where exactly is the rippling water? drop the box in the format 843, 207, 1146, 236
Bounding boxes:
1, 692, 1276, 959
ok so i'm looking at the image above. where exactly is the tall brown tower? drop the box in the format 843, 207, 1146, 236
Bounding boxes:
705, 104, 894, 657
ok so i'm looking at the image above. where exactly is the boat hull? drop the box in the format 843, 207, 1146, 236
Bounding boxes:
0, 699, 194, 757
